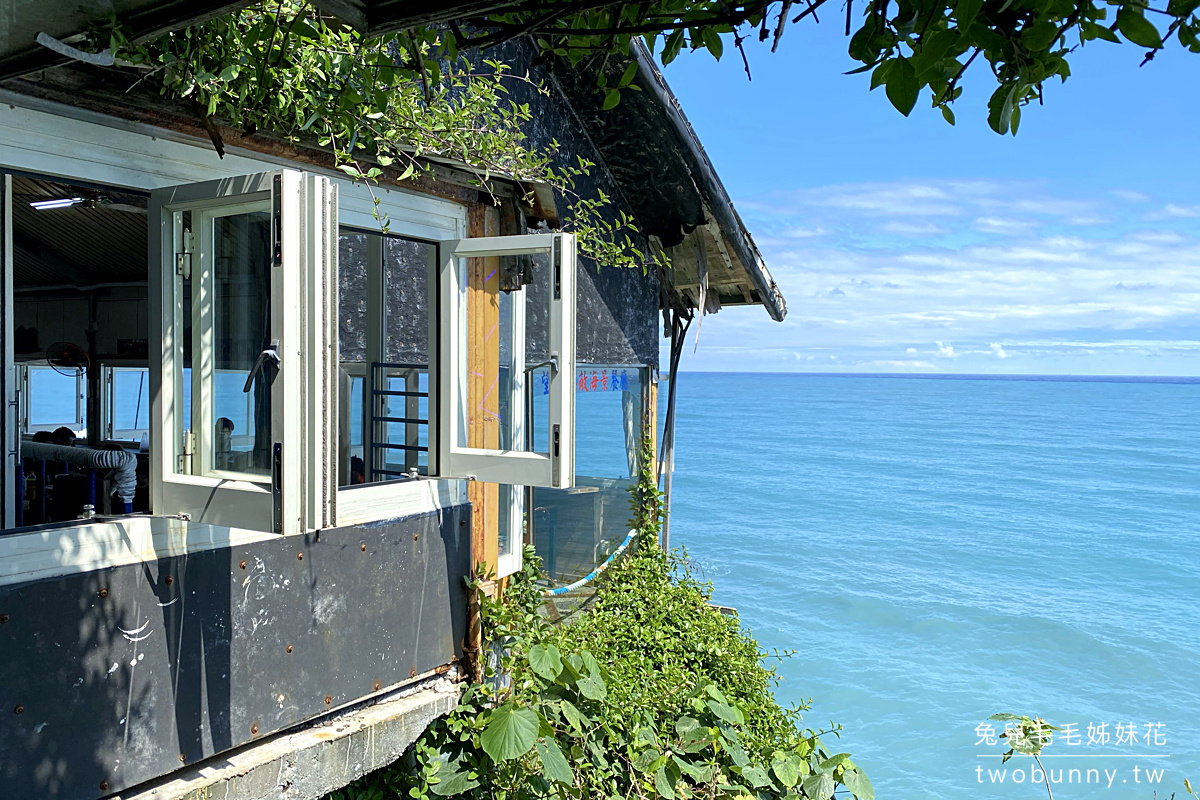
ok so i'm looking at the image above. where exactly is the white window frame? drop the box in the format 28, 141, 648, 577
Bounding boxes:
149, 169, 335, 535
18, 362, 86, 435
100, 363, 151, 442
437, 233, 576, 490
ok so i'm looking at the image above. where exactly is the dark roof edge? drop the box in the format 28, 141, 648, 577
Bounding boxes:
630, 40, 786, 322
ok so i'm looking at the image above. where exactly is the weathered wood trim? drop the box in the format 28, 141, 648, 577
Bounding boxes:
466, 204, 500, 572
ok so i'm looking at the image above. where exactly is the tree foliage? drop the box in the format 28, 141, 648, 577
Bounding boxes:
439, 0, 1200, 134
98, 2, 661, 271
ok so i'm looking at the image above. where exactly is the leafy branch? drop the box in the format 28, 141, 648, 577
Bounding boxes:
96, 2, 666, 271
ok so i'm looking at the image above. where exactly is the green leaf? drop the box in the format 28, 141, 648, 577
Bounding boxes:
707, 700, 743, 725
560, 699, 586, 733
940, 105, 956, 125
602, 88, 621, 110
987, 83, 1017, 135
701, 28, 724, 59
528, 644, 562, 682
803, 772, 836, 800
870, 60, 892, 90
885, 56, 920, 116
634, 747, 662, 772
1021, 20, 1059, 51
724, 741, 749, 767
480, 702, 539, 762
1168, 0, 1200, 16
841, 767, 876, 800
618, 61, 639, 87
916, 30, 959, 76
1081, 21, 1122, 43
655, 765, 677, 799
671, 754, 712, 783
821, 753, 853, 770
576, 669, 607, 700
535, 739, 574, 784
429, 752, 480, 796
1116, 8, 1164, 48
956, 0, 983, 30
740, 765, 771, 788
772, 752, 800, 788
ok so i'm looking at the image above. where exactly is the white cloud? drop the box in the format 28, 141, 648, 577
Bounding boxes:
975, 216, 1035, 235
990, 343, 1009, 359
677, 179, 1200, 375
883, 221, 947, 236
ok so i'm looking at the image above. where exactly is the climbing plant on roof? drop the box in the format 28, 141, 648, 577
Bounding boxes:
94, 1, 662, 272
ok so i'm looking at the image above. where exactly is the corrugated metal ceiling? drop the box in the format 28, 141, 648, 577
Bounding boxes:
11, 176, 148, 287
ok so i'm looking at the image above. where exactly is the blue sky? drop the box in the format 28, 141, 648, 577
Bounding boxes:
661, 25, 1200, 375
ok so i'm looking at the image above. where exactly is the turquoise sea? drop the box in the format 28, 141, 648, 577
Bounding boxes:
666, 372, 1200, 799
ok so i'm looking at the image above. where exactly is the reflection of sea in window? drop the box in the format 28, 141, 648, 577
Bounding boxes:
209, 211, 272, 477
533, 365, 646, 582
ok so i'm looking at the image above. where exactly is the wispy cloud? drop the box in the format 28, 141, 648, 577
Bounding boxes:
680, 179, 1200, 374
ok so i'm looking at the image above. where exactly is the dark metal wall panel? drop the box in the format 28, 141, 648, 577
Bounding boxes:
0, 504, 470, 800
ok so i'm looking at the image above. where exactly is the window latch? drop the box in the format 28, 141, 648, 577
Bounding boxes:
524, 352, 559, 376
243, 340, 281, 393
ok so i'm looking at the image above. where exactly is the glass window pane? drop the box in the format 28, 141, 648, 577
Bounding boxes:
338, 232, 369, 486
209, 211, 272, 477
111, 368, 149, 435
533, 365, 645, 582
339, 232, 369, 363
523, 251, 553, 456
28, 366, 81, 428
384, 237, 431, 363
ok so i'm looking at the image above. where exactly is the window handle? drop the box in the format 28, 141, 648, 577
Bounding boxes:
524, 352, 559, 375
243, 340, 281, 393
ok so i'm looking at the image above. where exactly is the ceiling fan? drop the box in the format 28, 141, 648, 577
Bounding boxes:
25, 190, 146, 214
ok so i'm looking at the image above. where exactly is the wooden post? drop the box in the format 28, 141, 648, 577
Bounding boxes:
466, 204, 500, 574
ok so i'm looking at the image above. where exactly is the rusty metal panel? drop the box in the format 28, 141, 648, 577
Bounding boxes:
0, 504, 470, 800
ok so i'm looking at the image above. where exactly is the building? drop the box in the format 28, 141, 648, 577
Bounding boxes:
0, 4, 785, 799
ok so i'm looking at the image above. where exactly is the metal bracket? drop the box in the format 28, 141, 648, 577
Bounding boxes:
499, 255, 534, 293
551, 423, 561, 488
175, 229, 194, 279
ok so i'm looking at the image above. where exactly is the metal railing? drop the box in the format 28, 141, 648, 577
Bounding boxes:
367, 362, 429, 483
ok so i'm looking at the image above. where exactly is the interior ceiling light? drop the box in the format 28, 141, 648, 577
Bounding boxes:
30, 197, 83, 210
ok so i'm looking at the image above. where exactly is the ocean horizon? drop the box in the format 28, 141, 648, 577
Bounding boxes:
671, 370, 1200, 384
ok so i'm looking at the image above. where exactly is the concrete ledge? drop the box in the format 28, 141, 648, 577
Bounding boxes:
115, 670, 462, 800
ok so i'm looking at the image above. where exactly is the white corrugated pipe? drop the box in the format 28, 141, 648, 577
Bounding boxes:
22, 441, 137, 506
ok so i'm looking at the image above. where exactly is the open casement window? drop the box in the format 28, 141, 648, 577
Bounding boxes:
150, 170, 336, 534
438, 233, 576, 490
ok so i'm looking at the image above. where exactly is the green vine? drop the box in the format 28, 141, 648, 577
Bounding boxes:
327, 429, 871, 800
93, 1, 664, 273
